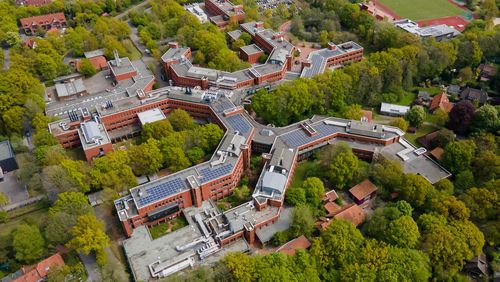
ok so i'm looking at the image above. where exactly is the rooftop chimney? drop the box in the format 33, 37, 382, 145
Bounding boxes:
328, 42, 337, 50
113, 50, 121, 67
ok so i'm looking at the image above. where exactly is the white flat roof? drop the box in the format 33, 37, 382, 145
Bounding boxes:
137, 108, 167, 126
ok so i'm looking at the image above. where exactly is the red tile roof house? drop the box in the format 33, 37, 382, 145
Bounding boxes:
76, 56, 109, 72
429, 93, 453, 113
348, 179, 378, 206
20, 13, 67, 35
275, 235, 311, 256
1, 253, 65, 282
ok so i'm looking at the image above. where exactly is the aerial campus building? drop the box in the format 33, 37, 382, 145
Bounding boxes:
393, 19, 461, 42
161, 22, 363, 91
107, 87, 450, 280
45, 21, 449, 281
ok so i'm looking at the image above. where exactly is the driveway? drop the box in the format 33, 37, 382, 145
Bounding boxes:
79, 253, 101, 282
0, 172, 29, 205
3, 48, 9, 70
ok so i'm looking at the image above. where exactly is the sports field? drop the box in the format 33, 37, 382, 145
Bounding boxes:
376, 0, 466, 21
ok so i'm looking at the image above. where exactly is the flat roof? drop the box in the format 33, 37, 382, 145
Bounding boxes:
84, 49, 104, 58
137, 108, 167, 126
240, 44, 263, 55
0, 141, 15, 161
55, 78, 86, 98
108, 57, 136, 76
380, 102, 410, 114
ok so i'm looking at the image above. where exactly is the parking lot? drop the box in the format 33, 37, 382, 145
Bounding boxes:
256, 0, 293, 10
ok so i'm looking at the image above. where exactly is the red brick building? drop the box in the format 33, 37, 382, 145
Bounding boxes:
20, 13, 66, 35
2, 253, 65, 282
205, 0, 245, 28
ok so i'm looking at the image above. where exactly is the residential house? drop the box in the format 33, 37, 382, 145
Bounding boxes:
463, 253, 488, 279
0, 140, 18, 172
348, 179, 378, 206
460, 87, 489, 105
429, 93, 453, 113
20, 13, 67, 35
275, 236, 311, 256
478, 64, 497, 82
1, 253, 65, 282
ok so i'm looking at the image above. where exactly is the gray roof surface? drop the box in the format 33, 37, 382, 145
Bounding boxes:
240, 44, 262, 55
0, 141, 14, 161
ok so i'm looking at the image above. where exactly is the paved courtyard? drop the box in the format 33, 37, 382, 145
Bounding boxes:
0, 172, 29, 205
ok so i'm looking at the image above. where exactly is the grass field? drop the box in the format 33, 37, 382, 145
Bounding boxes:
377, 0, 465, 21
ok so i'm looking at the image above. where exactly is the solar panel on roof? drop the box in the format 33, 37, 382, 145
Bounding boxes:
137, 177, 186, 206
199, 164, 233, 183
226, 114, 251, 134
281, 122, 339, 148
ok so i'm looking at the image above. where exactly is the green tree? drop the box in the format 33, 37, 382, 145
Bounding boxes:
128, 138, 163, 175
434, 108, 449, 127
472, 150, 500, 184
386, 215, 420, 248
2, 106, 25, 134
163, 146, 191, 172
12, 224, 46, 263
389, 117, 409, 132
49, 192, 93, 216
470, 104, 499, 134
68, 214, 110, 255
442, 140, 476, 174
370, 157, 404, 198
91, 150, 137, 192
460, 187, 498, 221
480, 0, 499, 20
434, 178, 454, 195
5, 31, 21, 46
60, 160, 92, 193
45, 212, 76, 245
430, 195, 470, 221
79, 58, 97, 77
342, 104, 363, 120
322, 143, 358, 189
290, 204, 315, 237
405, 105, 425, 128
454, 170, 475, 192
168, 109, 195, 131
400, 174, 434, 208
285, 187, 307, 206
186, 147, 205, 164
310, 220, 364, 271
302, 177, 325, 208
141, 119, 173, 141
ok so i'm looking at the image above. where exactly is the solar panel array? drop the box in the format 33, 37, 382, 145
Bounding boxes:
214, 100, 234, 112
137, 177, 187, 207
199, 163, 233, 183
226, 114, 251, 134
281, 122, 339, 148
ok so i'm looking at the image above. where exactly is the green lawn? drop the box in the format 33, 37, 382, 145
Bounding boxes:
377, 0, 465, 21
0, 202, 50, 237
404, 124, 439, 146
148, 216, 188, 239
396, 92, 416, 106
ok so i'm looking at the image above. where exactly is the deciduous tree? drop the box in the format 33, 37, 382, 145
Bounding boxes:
68, 214, 110, 255
12, 224, 45, 263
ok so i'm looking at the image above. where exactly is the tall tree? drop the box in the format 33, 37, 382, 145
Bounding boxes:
446, 100, 475, 134
12, 224, 46, 263
68, 214, 110, 255
441, 140, 476, 174
168, 109, 196, 131
405, 105, 425, 128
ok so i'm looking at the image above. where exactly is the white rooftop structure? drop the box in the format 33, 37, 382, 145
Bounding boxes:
137, 108, 167, 126
394, 19, 461, 41
185, 3, 208, 23
380, 102, 410, 116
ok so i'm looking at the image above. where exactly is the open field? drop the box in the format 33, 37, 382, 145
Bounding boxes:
376, 0, 465, 21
